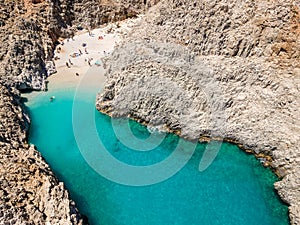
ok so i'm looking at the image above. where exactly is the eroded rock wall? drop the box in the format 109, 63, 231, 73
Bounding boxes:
72, 0, 159, 29
0, 84, 85, 224
138, 0, 300, 61
0, 0, 153, 90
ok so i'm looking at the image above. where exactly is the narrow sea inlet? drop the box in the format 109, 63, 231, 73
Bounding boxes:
21, 23, 289, 225
23, 83, 289, 225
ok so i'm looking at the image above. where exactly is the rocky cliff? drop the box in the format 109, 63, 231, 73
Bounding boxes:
0, 0, 155, 90
0, 0, 155, 224
0, 84, 85, 224
96, 0, 300, 224
0, 0, 299, 224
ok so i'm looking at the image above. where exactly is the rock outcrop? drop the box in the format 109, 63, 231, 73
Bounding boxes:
140, 0, 300, 60
0, 0, 156, 90
0, 84, 85, 224
72, 0, 159, 29
96, 0, 300, 224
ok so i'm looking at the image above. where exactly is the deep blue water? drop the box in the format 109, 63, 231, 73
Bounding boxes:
25, 87, 289, 225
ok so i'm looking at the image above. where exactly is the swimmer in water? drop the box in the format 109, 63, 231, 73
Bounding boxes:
50, 96, 55, 102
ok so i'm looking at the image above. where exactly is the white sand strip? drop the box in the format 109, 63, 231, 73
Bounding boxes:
46, 16, 142, 92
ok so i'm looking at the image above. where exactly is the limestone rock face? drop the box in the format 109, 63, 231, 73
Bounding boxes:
72, 0, 159, 29
0, 0, 66, 90
137, 0, 300, 61
0, 84, 85, 224
0, 0, 155, 90
0, 85, 28, 146
96, 0, 300, 224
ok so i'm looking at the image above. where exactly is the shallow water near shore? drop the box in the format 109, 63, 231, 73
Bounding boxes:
24, 85, 289, 225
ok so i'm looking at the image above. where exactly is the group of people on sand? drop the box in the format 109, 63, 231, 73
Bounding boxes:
65, 45, 90, 69
54, 30, 109, 79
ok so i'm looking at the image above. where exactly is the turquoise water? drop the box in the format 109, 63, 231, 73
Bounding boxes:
25, 87, 289, 225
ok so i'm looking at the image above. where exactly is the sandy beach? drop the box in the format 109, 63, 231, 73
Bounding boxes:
22, 17, 141, 103
48, 28, 116, 89
24, 17, 141, 101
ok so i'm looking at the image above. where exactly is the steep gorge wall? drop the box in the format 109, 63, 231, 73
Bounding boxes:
0, 0, 155, 90
0, 1, 87, 222
0, 84, 85, 224
138, 0, 300, 61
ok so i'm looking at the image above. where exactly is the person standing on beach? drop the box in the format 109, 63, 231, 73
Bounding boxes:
66, 62, 70, 68
68, 59, 73, 65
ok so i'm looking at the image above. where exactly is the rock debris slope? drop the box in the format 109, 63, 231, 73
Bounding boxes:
0, 0, 157, 224
96, 0, 300, 224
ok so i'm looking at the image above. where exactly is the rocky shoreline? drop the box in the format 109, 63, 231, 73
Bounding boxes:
96, 0, 300, 224
0, 0, 299, 224
0, 84, 86, 224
